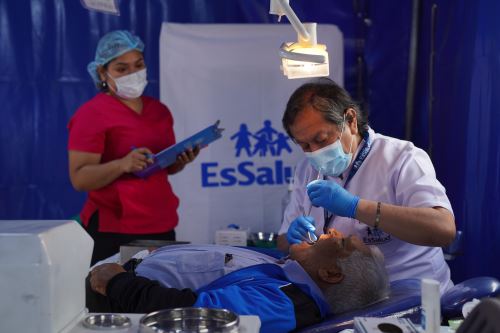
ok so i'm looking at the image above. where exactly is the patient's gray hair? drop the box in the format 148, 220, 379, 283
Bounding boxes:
323, 246, 389, 314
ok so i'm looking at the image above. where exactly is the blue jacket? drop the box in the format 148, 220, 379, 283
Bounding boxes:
105, 260, 330, 332
194, 262, 330, 332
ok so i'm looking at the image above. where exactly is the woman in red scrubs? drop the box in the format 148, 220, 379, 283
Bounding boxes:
68, 30, 199, 265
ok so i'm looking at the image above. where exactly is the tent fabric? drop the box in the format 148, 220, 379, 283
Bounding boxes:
0, 0, 498, 282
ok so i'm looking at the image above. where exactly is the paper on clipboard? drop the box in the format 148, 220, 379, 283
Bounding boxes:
134, 120, 224, 178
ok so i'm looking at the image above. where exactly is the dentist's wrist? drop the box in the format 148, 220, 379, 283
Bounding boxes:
348, 195, 360, 218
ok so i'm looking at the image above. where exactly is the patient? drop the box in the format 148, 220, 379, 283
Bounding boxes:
88, 232, 389, 332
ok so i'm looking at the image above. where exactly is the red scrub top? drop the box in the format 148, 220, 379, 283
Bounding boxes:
68, 93, 179, 234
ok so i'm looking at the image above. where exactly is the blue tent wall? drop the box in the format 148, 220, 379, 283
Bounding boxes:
0, 0, 410, 222
412, 0, 500, 281
0, 0, 498, 282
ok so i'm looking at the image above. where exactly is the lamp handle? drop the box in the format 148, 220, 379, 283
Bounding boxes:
279, 45, 326, 63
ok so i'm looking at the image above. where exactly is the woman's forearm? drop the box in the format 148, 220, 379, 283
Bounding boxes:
71, 159, 125, 191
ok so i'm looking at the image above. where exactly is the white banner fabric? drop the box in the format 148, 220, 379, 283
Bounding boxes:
159, 23, 343, 243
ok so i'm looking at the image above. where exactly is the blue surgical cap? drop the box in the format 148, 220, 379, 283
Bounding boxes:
87, 30, 145, 86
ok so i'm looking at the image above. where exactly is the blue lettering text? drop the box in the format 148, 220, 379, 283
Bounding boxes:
201, 162, 219, 187
201, 160, 293, 188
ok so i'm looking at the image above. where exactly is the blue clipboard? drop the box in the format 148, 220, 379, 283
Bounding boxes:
134, 120, 224, 178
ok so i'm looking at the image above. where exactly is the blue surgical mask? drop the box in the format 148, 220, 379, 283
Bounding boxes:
304, 120, 354, 177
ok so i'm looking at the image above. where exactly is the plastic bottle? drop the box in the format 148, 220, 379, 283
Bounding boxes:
421, 278, 440, 333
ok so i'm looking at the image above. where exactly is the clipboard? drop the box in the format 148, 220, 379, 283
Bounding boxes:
134, 120, 224, 178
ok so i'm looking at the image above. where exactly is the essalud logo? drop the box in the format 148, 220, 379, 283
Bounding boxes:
201, 120, 295, 187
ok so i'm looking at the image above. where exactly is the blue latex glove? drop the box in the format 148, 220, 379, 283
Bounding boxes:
287, 215, 317, 245
306, 179, 360, 218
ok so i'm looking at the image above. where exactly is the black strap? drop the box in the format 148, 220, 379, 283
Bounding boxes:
344, 130, 372, 187
123, 258, 143, 273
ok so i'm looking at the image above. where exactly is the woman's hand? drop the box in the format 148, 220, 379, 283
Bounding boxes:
120, 147, 154, 173
177, 146, 200, 166
90, 263, 126, 296
167, 146, 201, 174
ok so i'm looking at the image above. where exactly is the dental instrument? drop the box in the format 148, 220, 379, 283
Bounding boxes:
302, 171, 322, 244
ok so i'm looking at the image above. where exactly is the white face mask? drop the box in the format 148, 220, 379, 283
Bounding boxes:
107, 68, 148, 99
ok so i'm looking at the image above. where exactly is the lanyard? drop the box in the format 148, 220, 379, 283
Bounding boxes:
323, 130, 372, 232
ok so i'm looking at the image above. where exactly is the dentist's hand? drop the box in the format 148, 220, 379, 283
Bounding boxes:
307, 180, 360, 218
287, 215, 317, 245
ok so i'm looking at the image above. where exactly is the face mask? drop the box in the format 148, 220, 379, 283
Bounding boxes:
107, 68, 148, 99
304, 119, 354, 177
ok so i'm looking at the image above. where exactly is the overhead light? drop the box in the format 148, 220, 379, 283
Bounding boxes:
270, 0, 329, 79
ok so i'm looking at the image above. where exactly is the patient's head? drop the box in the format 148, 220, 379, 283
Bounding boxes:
289, 232, 389, 314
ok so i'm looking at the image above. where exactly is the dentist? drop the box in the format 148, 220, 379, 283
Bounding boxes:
277, 78, 456, 293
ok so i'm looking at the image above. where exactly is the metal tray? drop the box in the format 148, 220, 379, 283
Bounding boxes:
139, 307, 239, 333
82, 314, 132, 330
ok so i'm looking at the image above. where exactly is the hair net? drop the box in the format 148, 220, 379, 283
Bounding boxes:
87, 30, 145, 86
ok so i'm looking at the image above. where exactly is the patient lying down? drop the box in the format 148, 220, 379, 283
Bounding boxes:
87, 231, 389, 333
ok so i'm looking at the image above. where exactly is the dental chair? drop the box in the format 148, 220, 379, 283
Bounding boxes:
248, 230, 499, 332
249, 250, 500, 333
296, 276, 500, 333
294, 230, 500, 332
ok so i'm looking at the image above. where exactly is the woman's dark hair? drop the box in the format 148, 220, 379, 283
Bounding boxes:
282, 78, 369, 139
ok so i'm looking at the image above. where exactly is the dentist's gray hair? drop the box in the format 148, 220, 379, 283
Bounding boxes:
322, 246, 389, 314
282, 78, 369, 141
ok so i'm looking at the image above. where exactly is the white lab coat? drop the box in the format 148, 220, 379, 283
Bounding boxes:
280, 128, 454, 293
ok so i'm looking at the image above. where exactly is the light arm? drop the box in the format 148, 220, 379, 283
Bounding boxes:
270, 0, 330, 78
270, 0, 311, 43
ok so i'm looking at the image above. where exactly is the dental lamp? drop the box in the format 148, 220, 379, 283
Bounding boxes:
270, 0, 329, 79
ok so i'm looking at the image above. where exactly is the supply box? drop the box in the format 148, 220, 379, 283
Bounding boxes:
215, 228, 248, 246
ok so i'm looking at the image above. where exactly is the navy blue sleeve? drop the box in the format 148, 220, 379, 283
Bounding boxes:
106, 272, 197, 313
